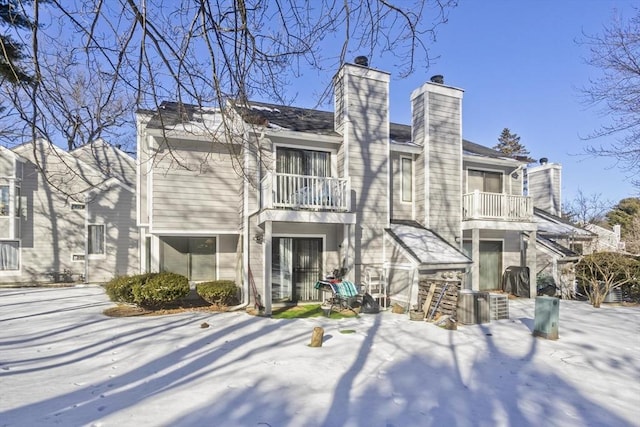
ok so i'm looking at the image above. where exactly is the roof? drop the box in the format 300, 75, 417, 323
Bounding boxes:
537, 235, 580, 258
238, 101, 520, 158
11, 139, 134, 196
141, 99, 520, 161
534, 208, 594, 239
142, 101, 223, 133
385, 220, 472, 267
71, 139, 136, 186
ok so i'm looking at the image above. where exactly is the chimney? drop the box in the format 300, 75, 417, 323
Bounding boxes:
354, 56, 369, 67
430, 75, 444, 84
410, 76, 464, 245
526, 161, 562, 216
332, 57, 390, 284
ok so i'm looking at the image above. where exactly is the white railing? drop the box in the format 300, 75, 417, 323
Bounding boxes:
463, 190, 533, 221
261, 172, 350, 212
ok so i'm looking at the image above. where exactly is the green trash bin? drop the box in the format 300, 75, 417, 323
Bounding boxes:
533, 296, 559, 340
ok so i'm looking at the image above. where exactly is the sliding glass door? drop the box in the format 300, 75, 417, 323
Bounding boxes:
272, 237, 322, 302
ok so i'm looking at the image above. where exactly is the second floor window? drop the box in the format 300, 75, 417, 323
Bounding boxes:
0, 185, 8, 216
276, 147, 330, 177
468, 170, 503, 193
401, 157, 413, 202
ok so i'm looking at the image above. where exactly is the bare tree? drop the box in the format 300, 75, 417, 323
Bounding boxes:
575, 252, 640, 308
0, 0, 457, 186
581, 8, 640, 190
563, 189, 612, 225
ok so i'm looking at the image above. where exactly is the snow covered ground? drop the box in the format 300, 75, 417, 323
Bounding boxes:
0, 285, 638, 427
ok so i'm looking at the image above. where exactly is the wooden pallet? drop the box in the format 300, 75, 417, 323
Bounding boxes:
417, 280, 461, 321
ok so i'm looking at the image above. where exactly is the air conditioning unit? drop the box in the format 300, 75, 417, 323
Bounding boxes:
457, 290, 490, 325
490, 294, 509, 320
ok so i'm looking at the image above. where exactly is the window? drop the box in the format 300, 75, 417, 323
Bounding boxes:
14, 186, 20, 216
160, 236, 216, 281
0, 241, 19, 271
0, 185, 8, 216
276, 147, 330, 177
401, 157, 413, 202
468, 170, 503, 193
88, 225, 105, 255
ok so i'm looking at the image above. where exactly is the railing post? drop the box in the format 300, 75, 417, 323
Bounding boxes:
473, 190, 480, 218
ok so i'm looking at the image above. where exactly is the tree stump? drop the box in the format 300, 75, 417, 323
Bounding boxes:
309, 326, 324, 347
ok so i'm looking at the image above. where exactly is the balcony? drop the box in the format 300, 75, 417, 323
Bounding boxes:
261, 173, 351, 212
463, 190, 533, 222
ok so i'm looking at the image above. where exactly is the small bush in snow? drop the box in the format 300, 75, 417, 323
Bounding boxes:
132, 272, 190, 309
196, 280, 239, 306
105, 273, 155, 303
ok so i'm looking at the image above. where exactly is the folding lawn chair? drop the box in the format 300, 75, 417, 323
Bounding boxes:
314, 279, 361, 316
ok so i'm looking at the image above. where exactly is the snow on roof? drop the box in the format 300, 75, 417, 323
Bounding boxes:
386, 221, 471, 266
534, 208, 594, 239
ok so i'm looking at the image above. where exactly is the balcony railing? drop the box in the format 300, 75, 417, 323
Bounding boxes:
463, 190, 533, 221
261, 173, 351, 212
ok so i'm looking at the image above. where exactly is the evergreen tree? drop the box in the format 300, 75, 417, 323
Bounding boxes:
493, 128, 530, 159
0, 0, 34, 84
606, 197, 640, 254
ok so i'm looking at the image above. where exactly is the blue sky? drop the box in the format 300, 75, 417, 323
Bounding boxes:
417, 0, 638, 206
291, 0, 638, 207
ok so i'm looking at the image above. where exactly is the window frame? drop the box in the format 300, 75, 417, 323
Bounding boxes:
0, 185, 9, 217
0, 240, 20, 272
400, 155, 413, 203
87, 224, 106, 258
467, 169, 504, 194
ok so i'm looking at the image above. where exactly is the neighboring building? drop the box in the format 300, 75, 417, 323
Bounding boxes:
582, 223, 626, 253
137, 59, 542, 314
0, 139, 139, 284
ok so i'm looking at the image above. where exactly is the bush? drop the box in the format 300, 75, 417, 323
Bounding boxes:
105, 273, 155, 303
196, 280, 239, 306
131, 272, 190, 309
575, 252, 640, 307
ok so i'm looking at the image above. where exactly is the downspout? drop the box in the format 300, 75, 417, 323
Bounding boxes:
83, 192, 89, 284
229, 126, 265, 311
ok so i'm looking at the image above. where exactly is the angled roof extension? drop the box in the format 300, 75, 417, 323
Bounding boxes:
385, 220, 472, 269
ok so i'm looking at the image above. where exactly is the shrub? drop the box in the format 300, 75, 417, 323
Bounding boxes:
132, 272, 190, 309
575, 252, 640, 308
105, 273, 155, 303
196, 280, 239, 306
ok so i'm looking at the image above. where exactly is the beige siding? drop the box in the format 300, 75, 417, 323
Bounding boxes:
218, 234, 240, 281
0, 151, 13, 177
73, 142, 136, 186
1, 143, 139, 285
11, 162, 86, 283
527, 164, 561, 215
152, 139, 241, 231
427, 92, 461, 245
344, 66, 389, 275
387, 268, 413, 307
86, 186, 139, 282
138, 135, 150, 225
415, 152, 425, 224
